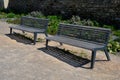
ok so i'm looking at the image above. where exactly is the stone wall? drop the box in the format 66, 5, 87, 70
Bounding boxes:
0, 0, 4, 9
1, 0, 120, 23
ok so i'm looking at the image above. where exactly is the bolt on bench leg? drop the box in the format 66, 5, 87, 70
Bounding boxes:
90, 50, 96, 69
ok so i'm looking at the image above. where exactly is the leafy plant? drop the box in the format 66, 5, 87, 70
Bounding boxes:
28, 11, 45, 18
68, 15, 96, 26
0, 12, 7, 18
47, 16, 61, 35
113, 30, 120, 38
103, 25, 115, 31
107, 40, 120, 54
93, 20, 100, 27
81, 19, 94, 26
7, 18, 21, 24
6, 12, 16, 18
69, 15, 81, 24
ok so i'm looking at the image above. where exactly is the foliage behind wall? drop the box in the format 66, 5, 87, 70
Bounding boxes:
0, 0, 120, 27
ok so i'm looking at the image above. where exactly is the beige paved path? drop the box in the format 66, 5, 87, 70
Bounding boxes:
0, 21, 120, 80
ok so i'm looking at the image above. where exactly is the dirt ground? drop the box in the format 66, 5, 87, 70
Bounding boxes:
0, 21, 120, 80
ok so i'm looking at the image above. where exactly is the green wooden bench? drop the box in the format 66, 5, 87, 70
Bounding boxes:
46, 23, 111, 69
9, 16, 49, 44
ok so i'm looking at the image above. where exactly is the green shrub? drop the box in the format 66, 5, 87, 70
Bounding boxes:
28, 11, 45, 18
6, 13, 16, 18
47, 16, 61, 35
69, 15, 82, 24
81, 19, 94, 26
0, 12, 7, 18
0, 11, 25, 19
68, 15, 96, 26
7, 18, 21, 24
103, 25, 115, 31
93, 20, 100, 27
107, 41, 120, 54
113, 30, 120, 38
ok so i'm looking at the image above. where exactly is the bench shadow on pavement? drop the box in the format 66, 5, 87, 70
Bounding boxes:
38, 46, 90, 69
6, 33, 33, 44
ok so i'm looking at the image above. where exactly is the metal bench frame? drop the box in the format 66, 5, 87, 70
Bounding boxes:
46, 23, 111, 69
9, 16, 49, 44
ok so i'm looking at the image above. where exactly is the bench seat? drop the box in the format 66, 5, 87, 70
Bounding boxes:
46, 36, 105, 51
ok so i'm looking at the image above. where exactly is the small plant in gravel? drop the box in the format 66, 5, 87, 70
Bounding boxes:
58, 48, 88, 59
73, 51, 88, 58
60, 48, 88, 58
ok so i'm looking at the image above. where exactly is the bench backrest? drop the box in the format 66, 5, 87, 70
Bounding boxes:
21, 16, 49, 29
57, 23, 111, 45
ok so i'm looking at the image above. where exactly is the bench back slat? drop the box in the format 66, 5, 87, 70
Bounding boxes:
57, 23, 111, 45
21, 16, 49, 29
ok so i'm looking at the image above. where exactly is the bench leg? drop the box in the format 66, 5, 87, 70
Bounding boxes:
104, 48, 110, 61
22, 31, 25, 34
45, 32, 48, 37
33, 33, 37, 45
91, 50, 96, 69
46, 39, 49, 49
59, 42, 63, 45
10, 28, 12, 34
